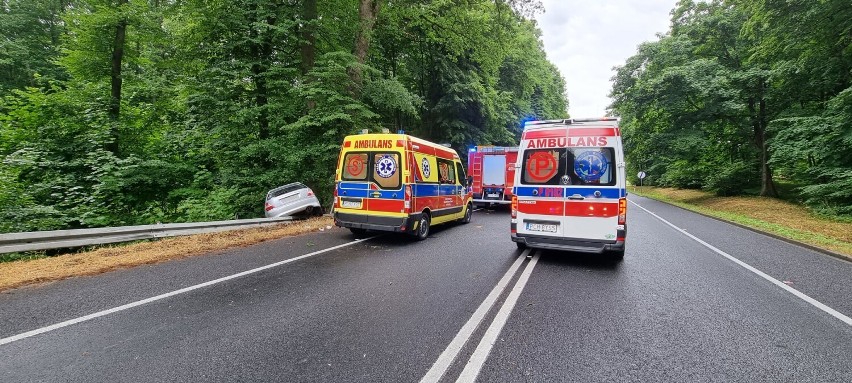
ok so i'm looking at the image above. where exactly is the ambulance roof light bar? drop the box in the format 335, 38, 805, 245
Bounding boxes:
523, 117, 618, 128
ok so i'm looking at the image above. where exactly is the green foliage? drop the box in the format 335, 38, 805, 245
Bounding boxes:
0, 0, 68, 93
613, 0, 852, 215
0, 0, 566, 232
704, 160, 759, 196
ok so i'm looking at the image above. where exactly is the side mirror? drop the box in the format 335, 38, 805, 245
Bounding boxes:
467, 176, 473, 187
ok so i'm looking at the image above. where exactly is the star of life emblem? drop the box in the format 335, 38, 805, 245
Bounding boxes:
376, 155, 397, 178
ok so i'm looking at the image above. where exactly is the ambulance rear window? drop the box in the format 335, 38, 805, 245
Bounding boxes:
521, 148, 616, 186
342, 153, 368, 181
372, 153, 401, 189
342, 152, 401, 189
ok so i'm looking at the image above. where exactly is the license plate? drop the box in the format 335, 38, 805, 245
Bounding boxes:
341, 200, 362, 209
487, 193, 499, 198
526, 222, 558, 233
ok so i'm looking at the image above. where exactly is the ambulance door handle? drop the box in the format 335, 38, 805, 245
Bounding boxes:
568, 194, 585, 200
342, 191, 347, 195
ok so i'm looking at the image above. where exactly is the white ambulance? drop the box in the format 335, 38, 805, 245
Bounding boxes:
510, 118, 627, 258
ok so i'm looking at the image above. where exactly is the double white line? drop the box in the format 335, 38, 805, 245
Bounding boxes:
421, 249, 541, 383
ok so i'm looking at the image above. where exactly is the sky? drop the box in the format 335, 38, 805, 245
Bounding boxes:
537, 0, 677, 118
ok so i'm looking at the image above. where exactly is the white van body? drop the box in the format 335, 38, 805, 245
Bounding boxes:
510, 118, 627, 257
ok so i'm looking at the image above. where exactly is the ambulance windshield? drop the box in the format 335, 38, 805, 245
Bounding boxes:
521, 148, 616, 186
342, 152, 401, 189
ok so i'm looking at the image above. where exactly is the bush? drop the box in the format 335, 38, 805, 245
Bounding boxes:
703, 160, 759, 196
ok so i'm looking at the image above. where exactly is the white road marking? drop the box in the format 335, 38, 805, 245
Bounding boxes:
0, 236, 380, 346
455, 251, 540, 383
631, 200, 852, 327
419, 249, 529, 383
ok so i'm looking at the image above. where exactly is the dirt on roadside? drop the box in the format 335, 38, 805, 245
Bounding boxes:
0, 216, 335, 292
632, 186, 852, 258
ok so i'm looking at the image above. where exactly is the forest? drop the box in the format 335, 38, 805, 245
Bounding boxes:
611, 0, 852, 217
0, 0, 567, 232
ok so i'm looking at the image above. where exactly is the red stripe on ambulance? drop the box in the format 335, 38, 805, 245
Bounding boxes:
517, 200, 563, 216
564, 202, 619, 218
368, 199, 405, 213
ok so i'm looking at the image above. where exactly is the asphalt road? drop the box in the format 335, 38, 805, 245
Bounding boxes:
1, 195, 851, 382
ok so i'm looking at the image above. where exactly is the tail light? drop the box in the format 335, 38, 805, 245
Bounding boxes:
618, 198, 627, 225
404, 184, 412, 212
333, 185, 339, 208
511, 195, 518, 218
265, 202, 274, 211
307, 190, 314, 197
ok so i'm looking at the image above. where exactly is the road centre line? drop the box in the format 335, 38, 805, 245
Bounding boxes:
455, 251, 540, 383
0, 236, 380, 346
630, 200, 852, 327
419, 249, 530, 383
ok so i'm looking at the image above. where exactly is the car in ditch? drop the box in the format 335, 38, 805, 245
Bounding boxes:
265, 182, 323, 218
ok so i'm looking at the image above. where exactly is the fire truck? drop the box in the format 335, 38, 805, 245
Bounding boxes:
467, 146, 518, 205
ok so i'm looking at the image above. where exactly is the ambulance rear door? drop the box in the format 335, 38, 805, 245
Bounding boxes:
517, 127, 623, 242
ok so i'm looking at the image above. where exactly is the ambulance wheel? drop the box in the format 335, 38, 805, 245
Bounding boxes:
461, 203, 472, 224
515, 241, 526, 250
349, 228, 367, 237
414, 214, 430, 241
609, 248, 625, 261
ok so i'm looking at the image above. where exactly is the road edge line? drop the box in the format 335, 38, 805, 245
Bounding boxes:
630, 193, 850, 263
0, 236, 380, 346
631, 200, 852, 327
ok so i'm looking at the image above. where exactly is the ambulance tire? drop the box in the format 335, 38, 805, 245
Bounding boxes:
515, 241, 526, 250
349, 228, 367, 237
461, 204, 472, 224
609, 248, 625, 261
414, 214, 430, 241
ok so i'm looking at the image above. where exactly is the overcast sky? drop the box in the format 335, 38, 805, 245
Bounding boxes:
537, 0, 676, 118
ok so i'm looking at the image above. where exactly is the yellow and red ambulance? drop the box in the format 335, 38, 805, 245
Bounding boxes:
333, 133, 473, 240
511, 118, 627, 258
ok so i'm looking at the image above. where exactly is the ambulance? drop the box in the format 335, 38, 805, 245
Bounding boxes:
333, 132, 473, 240
511, 118, 627, 258
467, 146, 518, 206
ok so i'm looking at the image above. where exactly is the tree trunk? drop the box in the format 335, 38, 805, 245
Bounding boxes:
248, 7, 273, 140
757, 94, 778, 197
749, 87, 778, 198
300, 0, 317, 110
300, 0, 317, 75
350, 0, 381, 93
109, 0, 128, 154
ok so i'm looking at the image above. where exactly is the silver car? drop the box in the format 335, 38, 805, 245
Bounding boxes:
264, 182, 323, 218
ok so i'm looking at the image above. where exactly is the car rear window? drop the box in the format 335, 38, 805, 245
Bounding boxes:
521, 148, 616, 186
266, 183, 305, 200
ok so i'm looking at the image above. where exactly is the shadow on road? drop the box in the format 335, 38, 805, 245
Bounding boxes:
536, 249, 623, 271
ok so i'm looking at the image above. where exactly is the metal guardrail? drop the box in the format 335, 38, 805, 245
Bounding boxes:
0, 217, 295, 254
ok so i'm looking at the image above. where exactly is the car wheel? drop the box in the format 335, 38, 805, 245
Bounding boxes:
414, 214, 430, 241
461, 203, 472, 224
313, 206, 324, 217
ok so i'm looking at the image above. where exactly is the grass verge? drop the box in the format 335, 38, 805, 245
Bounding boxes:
0, 216, 335, 292
630, 186, 852, 259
